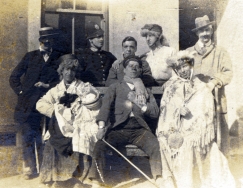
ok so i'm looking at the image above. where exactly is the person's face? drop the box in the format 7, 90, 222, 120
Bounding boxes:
122, 41, 137, 58
124, 61, 141, 78
146, 34, 159, 48
40, 37, 54, 51
196, 26, 213, 44
176, 63, 192, 79
62, 65, 76, 84
89, 35, 104, 49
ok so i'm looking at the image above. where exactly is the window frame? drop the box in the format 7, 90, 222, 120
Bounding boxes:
41, 0, 109, 53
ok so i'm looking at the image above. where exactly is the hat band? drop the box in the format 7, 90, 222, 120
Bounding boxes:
195, 20, 210, 28
39, 30, 58, 37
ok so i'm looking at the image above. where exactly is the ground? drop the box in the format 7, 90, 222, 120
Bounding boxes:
0, 153, 242, 188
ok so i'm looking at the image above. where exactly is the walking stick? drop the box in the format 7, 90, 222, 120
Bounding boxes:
102, 139, 159, 188
215, 87, 221, 149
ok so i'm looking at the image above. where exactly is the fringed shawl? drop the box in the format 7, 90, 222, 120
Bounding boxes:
157, 76, 215, 153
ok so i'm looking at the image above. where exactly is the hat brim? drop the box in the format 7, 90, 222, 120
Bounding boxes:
39, 33, 59, 39
192, 21, 215, 32
82, 94, 102, 110
87, 30, 104, 39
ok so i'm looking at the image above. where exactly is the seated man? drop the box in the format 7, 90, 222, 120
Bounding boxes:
106, 36, 154, 87
89, 56, 163, 187
157, 51, 235, 188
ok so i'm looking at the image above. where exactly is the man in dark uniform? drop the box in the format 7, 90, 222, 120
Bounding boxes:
9, 27, 63, 179
75, 21, 116, 86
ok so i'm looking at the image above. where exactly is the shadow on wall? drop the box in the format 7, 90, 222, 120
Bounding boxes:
229, 106, 243, 154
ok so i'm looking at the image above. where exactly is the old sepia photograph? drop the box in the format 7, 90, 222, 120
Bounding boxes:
0, 0, 242, 187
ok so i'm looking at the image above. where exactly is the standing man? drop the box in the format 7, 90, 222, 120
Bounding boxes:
9, 27, 63, 179
186, 15, 233, 155
105, 36, 154, 87
89, 56, 163, 187
140, 24, 176, 86
75, 21, 116, 86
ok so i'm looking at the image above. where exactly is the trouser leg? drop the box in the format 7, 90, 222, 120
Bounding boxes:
220, 113, 229, 156
22, 123, 37, 175
89, 130, 127, 182
22, 112, 42, 175
130, 128, 162, 179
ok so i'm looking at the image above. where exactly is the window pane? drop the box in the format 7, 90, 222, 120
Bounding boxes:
61, 0, 73, 9
75, 15, 103, 49
45, 0, 61, 11
45, 13, 59, 28
76, 0, 102, 11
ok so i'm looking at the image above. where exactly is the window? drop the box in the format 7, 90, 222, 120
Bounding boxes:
41, 0, 109, 53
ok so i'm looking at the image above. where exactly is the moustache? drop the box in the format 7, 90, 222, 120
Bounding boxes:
201, 35, 210, 38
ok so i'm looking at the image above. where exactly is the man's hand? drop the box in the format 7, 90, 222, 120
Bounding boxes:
206, 82, 216, 92
112, 60, 122, 70
96, 121, 107, 140
180, 106, 190, 116
127, 91, 136, 102
34, 82, 50, 88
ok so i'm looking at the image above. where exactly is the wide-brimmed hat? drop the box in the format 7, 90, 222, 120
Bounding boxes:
192, 15, 215, 32
39, 27, 59, 40
140, 24, 162, 37
86, 21, 104, 39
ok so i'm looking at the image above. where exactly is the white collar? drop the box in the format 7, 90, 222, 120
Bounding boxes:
39, 46, 53, 53
198, 39, 212, 48
90, 46, 100, 52
126, 82, 135, 90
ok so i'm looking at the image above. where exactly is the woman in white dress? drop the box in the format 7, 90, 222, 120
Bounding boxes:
157, 51, 235, 188
36, 54, 101, 187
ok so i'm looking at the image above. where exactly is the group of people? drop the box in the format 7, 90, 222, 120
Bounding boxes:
9, 15, 235, 188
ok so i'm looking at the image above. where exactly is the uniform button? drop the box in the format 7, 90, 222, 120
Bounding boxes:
103, 74, 105, 76
101, 61, 103, 63
103, 78, 106, 81
101, 65, 104, 68
103, 69, 105, 72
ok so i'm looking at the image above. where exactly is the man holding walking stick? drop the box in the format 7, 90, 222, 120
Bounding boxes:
186, 15, 233, 155
88, 55, 164, 188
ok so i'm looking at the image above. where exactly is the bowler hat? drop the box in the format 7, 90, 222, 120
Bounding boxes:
192, 15, 215, 32
140, 24, 162, 37
86, 21, 104, 39
39, 27, 59, 40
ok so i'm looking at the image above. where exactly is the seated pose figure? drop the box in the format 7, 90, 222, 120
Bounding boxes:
89, 56, 164, 187
36, 54, 101, 187
157, 50, 235, 188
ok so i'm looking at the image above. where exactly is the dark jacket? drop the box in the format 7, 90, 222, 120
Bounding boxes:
75, 48, 116, 86
96, 81, 159, 131
9, 50, 63, 123
105, 59, 155, 87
